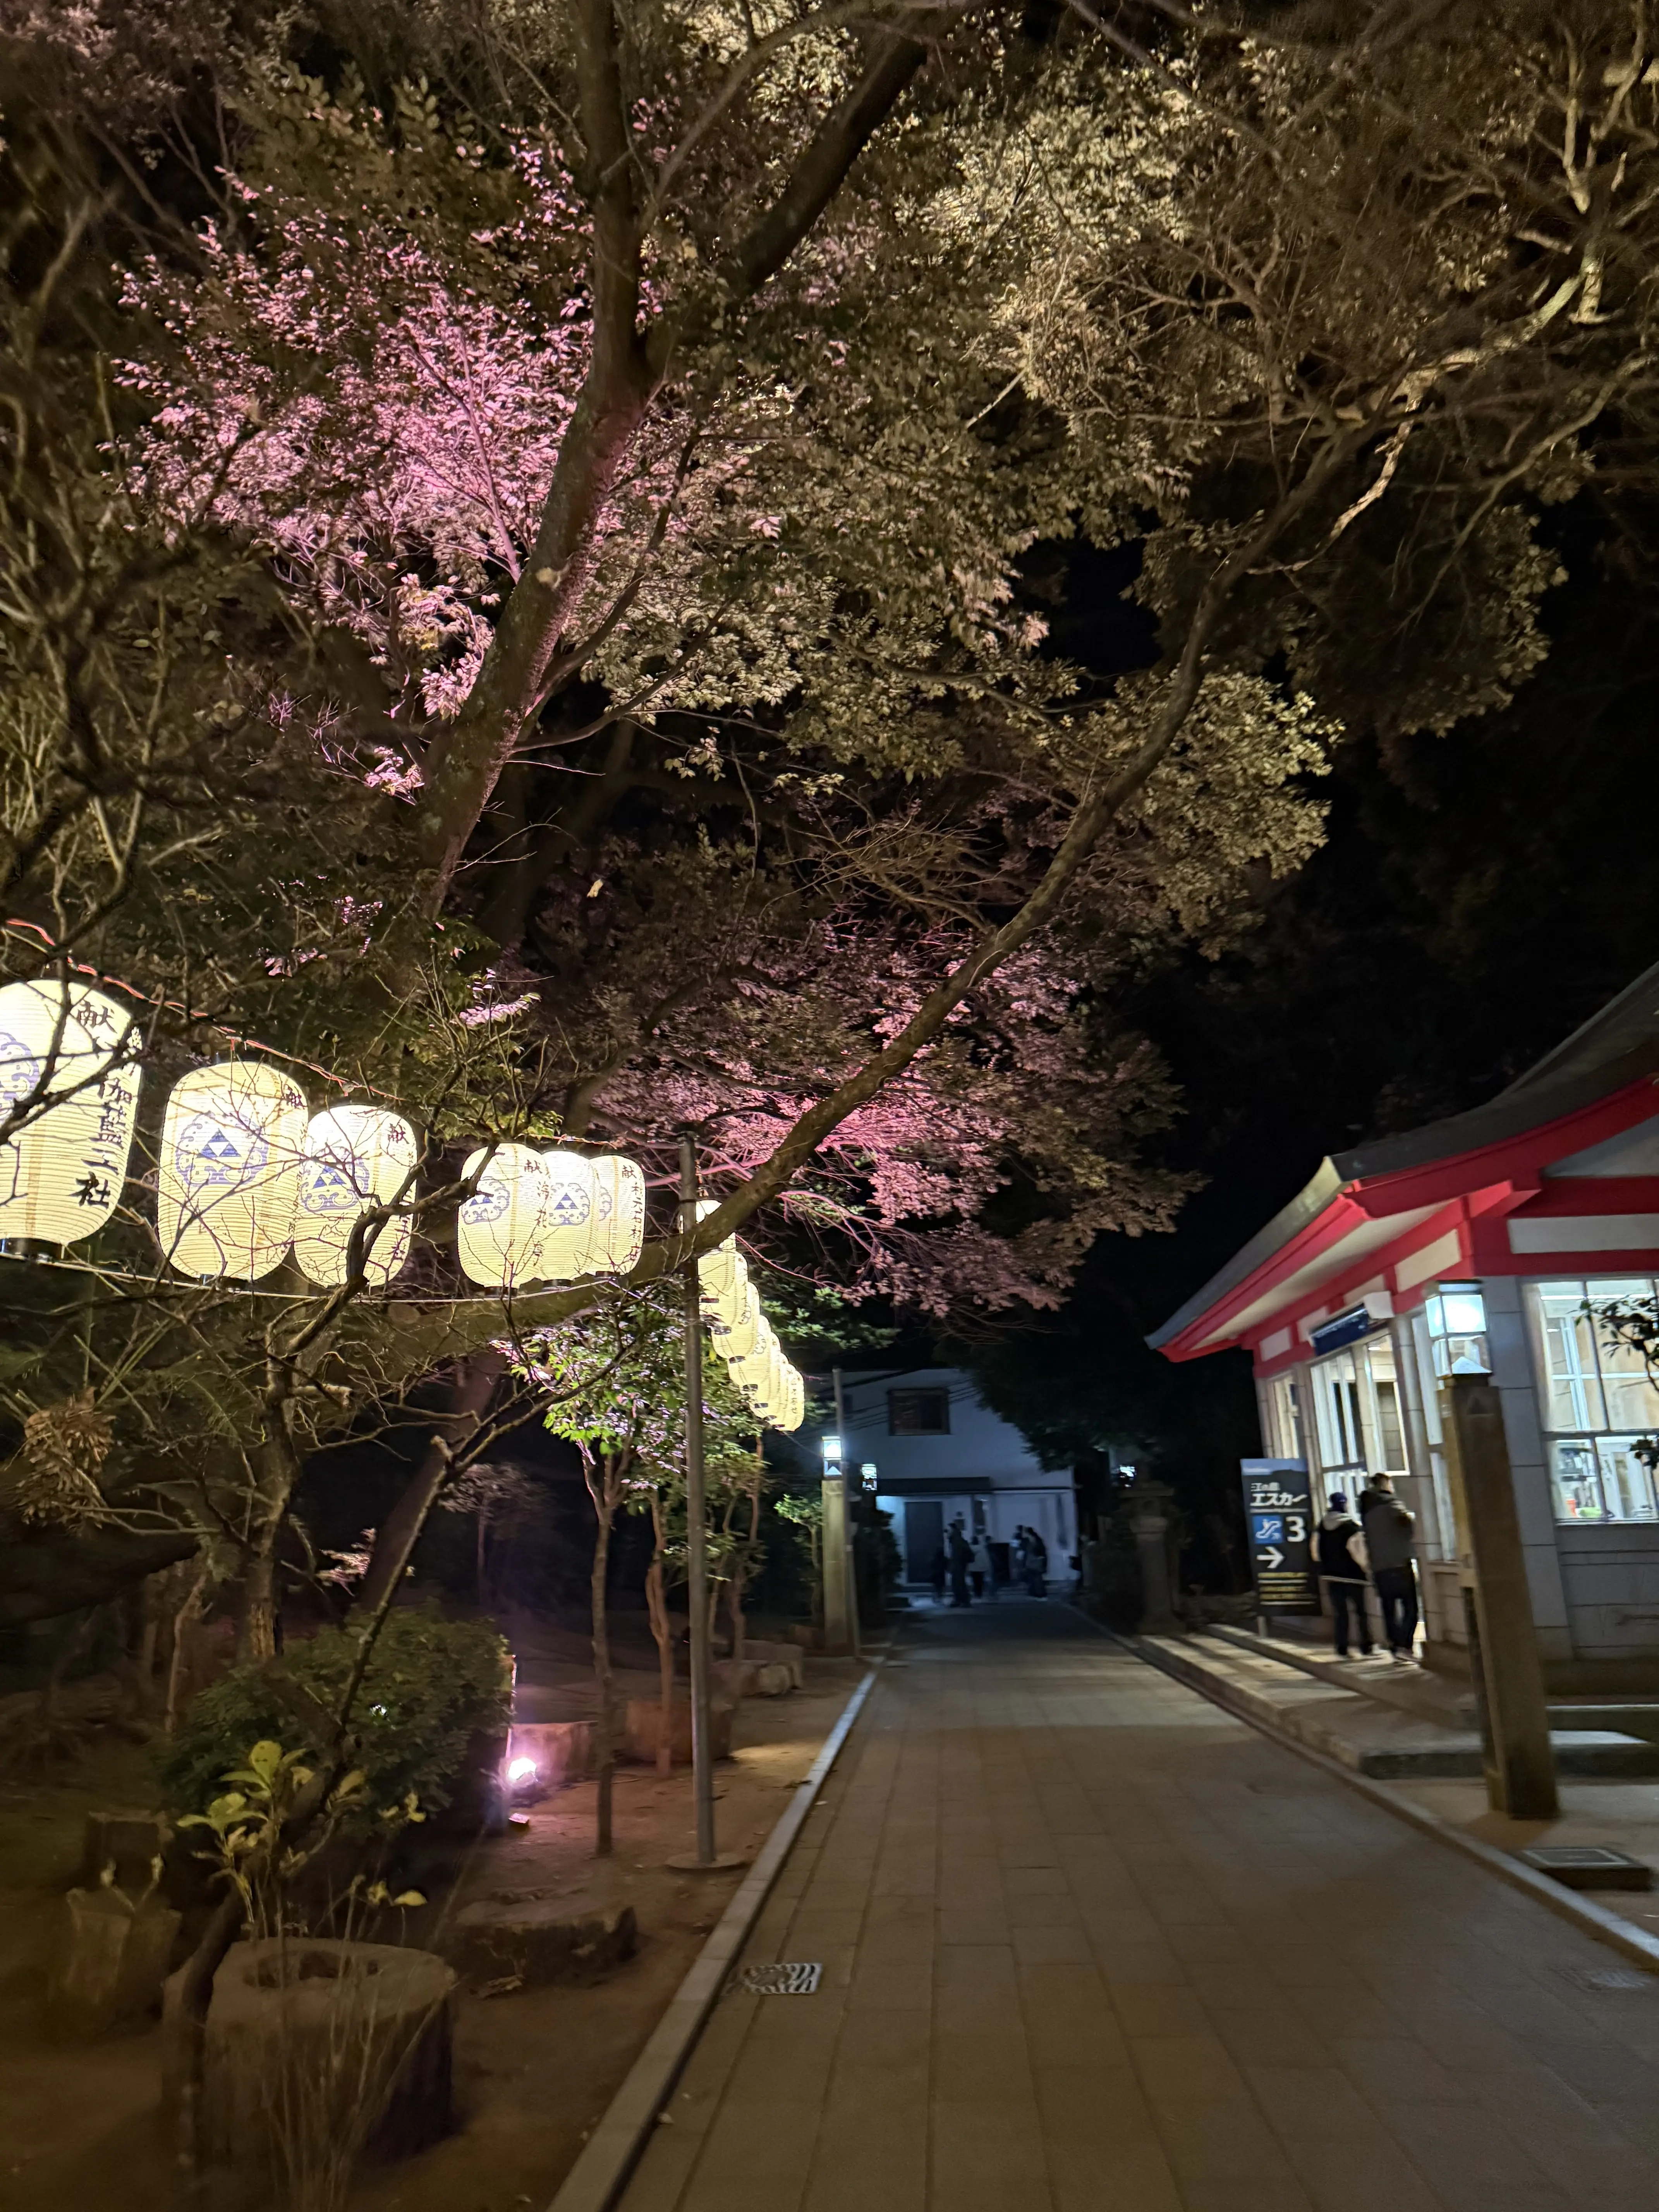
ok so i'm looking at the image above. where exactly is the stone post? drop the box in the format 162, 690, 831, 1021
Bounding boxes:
1130, 1480, 1181, 1635
821, 1477, 855, 1654
1442, 1375, 1558, 1819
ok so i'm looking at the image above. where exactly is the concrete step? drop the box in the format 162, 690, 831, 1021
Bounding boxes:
1140, 1635, 1659, 1780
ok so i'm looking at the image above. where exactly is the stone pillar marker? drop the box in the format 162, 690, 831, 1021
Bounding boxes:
1130, 1479, 1181, 1634
821, 1476, 855, 1653
1442, 1375, 1559, 1819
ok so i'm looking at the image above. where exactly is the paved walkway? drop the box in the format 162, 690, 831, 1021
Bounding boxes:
622, 1602, 1659, 2212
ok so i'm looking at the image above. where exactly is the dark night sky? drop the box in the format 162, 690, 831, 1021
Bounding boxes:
954, 500, 1659, 1517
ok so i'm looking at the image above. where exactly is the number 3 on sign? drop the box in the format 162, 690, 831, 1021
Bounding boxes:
1284, 1515, 1305, 1543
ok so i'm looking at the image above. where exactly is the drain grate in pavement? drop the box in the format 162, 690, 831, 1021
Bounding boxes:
734, 1962, 822, 1996
1557, 1964, 1653, 1993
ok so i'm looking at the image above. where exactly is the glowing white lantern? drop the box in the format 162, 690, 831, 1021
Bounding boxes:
700, 1250, 751, 1332
778, 1365, 805, 1433
294, 1105, 419, 1287
0, 979, 139, 1246
160, 1061, 308, 1280
586, 1153, 646, 1273
536, 1150, 598, 1282
708, 1276, 762, 1360
456, 1144, 552, 1289
727, 1316, 777, 1410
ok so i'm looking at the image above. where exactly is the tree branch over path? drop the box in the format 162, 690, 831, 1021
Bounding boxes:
410, 22, 927, 895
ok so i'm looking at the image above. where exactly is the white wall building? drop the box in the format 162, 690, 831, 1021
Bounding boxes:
836, 1366, 1076, 1582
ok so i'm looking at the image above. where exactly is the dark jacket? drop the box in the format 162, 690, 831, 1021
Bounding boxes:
1362, 1492, 1416, 1575
1314, 1512, 1367, 1583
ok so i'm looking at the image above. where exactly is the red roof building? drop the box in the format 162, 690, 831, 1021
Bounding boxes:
1150, 962, 1659, 1687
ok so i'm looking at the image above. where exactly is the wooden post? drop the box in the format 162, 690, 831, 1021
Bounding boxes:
1442, 1376, 1558, 1820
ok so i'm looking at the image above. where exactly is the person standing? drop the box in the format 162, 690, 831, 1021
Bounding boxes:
1361, 1472, 1420, 1661
1313, 1492, 1373, 1658
1024, 1524, 1048, 1597
929, 1544, 949, 1607
947, 1518, 973, 1608
970, 1533, 993, 1599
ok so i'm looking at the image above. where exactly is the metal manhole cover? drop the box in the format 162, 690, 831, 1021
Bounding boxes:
1521, 1845, 1654, 1892
1557, 1964, 1652, 1993
734, 1962, 822, 1996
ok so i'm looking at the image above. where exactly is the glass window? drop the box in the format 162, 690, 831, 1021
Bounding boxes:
1528, 1281, 1606, 1431
1530, 1278, 1659, 1524
1266, 1374, 1304, 1461
888, 1388, 949, 1435
1549, 1436, 1659, 1523
1586, 1278, 1659, 1431
1309, 1334, 1408, 1487
1599, 1437, 1659, 1521
1551, 1439, 1603, 1522
1311, 1347, 1367, 1476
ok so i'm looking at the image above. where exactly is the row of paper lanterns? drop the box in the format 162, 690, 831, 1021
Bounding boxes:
0, 980, 805, 1431
697, 1206, 805, 1431
0, 978, 644, 1289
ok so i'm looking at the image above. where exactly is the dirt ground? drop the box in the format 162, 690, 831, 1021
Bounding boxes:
0, 1654, 865, 2212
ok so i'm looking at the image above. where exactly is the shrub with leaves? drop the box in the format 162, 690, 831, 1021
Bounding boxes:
156, 1607, 508, 1824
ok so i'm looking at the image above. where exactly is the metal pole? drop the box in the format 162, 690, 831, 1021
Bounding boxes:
832, 1364, 860, 1658
679, 1137, 716, 1865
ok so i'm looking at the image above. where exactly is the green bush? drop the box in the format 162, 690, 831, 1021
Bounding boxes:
156, 1606, 510, 1823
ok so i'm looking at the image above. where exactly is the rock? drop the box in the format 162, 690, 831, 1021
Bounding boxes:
741, 1640, 805, 1690
504, 1719, 594, 1795
81, 1810, 168, 1894
47, 1886, 180, 2039
163, 1938, 456, 2169
622, 1695, 734, 1767
445, 1895, 638, 1989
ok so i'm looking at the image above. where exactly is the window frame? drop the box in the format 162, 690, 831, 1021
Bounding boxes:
1523, 1276, 1659, 1525
887, 1386, 951, 1437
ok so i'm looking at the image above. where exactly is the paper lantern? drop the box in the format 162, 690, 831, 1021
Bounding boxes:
778, 1365, 805, 1433
0, 979, 139, 1246
708, 1277, 763, 1360
586, 1153, 646, 1274
727, 1317, 778, 1411
536, 1150, 598, 1282
294, 1105, 419, 1287
700, 1250, 750, 1332
160, 1061, 308, 1279
456, 1144, 552, 1289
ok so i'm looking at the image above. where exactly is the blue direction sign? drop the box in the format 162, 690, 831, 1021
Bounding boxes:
1240, 1458, 1319, 1612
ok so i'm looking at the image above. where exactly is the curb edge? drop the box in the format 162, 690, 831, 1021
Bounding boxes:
1097, 1612, 1659, 1975
544, 1663, 881, 2212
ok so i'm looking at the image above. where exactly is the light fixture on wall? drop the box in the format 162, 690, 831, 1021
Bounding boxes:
1425, 1282, 1491, 1375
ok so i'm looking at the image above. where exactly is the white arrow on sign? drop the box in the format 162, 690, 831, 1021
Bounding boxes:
1258, 1546, 1285, 1570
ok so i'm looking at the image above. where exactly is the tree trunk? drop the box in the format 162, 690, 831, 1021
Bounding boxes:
354, 1353, 503, 1617
645, 1497, 673, 1778
586, 1451, 618, 1856
236, 1546, 276, 1666
165, 1570, 207, 1738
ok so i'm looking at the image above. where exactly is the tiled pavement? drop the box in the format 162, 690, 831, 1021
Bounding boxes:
619, 1602, 1659, 2212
